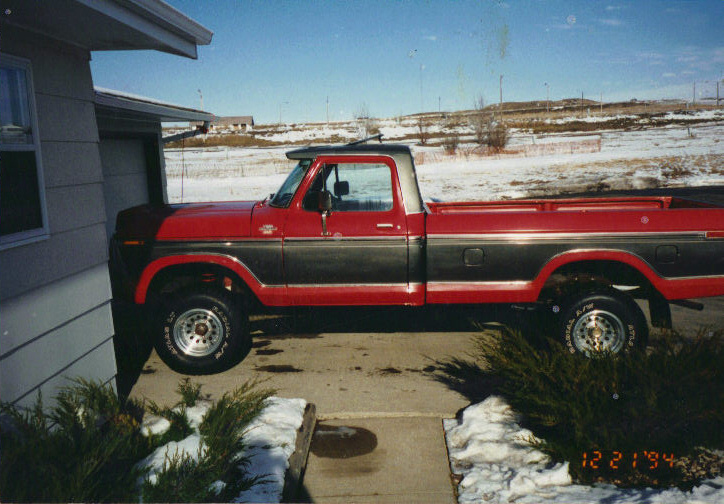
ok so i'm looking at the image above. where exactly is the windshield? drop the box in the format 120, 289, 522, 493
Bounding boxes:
269, 159, 312, 207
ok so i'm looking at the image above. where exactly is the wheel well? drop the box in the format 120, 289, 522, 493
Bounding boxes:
147, 263, 258, 308
539, 260, 657, 301
538, 260, 671, 329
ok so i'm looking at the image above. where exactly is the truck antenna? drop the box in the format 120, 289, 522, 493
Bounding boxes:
346, 133, 384, 146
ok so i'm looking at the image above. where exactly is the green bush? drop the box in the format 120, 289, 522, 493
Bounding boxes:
0, 379, 152, 502
0, 378, 274, 503
143, 381, 273, 503
466, 330, 724, 488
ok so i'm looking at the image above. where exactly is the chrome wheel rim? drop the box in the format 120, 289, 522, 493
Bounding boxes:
173, 308, 224, 357
571, 309, 626, 354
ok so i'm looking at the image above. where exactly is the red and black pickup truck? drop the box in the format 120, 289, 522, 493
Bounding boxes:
112, 143, 724, 374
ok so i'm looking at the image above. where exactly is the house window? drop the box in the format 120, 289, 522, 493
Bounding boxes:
0, 53, 48, 248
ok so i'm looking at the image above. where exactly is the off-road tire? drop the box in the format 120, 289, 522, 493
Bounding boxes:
559, 289, 648, 356
154, 287, 250, 374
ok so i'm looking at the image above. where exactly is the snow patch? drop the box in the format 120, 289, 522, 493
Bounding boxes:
137, 397, 306, 503
445, 396, 724, 504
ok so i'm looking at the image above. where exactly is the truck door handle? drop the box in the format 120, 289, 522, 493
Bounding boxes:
376, 223, 394, 229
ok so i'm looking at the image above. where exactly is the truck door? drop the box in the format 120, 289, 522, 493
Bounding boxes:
283, 156, 411, 305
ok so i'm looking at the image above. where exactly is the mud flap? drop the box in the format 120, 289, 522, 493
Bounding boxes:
649, 292, 672, 329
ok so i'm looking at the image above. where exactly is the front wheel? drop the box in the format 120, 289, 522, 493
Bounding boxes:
155, 287, 250, 374
559, 290, 648, 356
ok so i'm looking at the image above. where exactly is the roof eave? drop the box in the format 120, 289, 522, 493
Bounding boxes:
78, 0, 212, 58
94, 88, 213, 123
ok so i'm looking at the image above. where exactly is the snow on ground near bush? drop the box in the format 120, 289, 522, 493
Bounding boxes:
138, 397, 306, 503
165, 117, 723, 204
444, 396, 724, 504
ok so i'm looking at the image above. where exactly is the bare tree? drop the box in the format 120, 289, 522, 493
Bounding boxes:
485, 116, 509, 151
471, 95, 488, 145
469, 95, 509, 151
417, 116, 429, 145
354, 103, 380, 138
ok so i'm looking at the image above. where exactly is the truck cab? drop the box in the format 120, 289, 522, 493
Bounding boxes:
249, 144, 426, 306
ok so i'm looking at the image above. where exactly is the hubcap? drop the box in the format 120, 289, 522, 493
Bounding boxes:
571, 309, 626, 355
173, 308, 224, 357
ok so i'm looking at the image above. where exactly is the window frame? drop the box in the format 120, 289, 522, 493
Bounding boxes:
0, 53, 49, 250
301, 161, 396, 213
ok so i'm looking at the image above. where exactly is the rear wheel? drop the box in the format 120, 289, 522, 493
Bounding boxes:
559, 290, 648, 356
155, 287, 250, 374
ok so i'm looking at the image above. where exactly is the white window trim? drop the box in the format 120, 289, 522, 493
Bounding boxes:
0, 53, 49, 250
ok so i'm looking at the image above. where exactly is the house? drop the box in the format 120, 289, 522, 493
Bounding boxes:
0, 0, 213, 408
216, 116, 255, 131
194, 115, 255, 132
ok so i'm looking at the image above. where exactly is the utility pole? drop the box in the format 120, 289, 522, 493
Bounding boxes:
326, 96, 329, 125
580, 91, 584, 116
545, 82, 549, 113
717, 80, 720, 107
278, 101, 289, 125
693, 82, 696, 105
197, 89, 203, 111
499, 74, 503, 117
438, 96, 441, 114
419, 64, 424, 113
600, 92, 603, 114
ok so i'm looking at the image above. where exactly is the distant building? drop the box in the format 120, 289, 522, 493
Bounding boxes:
195, 116, 255, 132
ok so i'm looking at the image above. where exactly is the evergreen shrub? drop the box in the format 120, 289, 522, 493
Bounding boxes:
473, 330, 724, 488
0, 379, 152, 502
0, 378, 273, 502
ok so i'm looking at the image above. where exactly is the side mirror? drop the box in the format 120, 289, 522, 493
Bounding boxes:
318, 190, 333, 213
334, 181, 350, 197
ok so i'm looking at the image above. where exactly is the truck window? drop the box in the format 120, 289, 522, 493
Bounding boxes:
269, 159, 312, 208
302, 163, 394, 212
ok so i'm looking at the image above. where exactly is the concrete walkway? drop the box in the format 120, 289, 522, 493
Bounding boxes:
301, 417, 455, 503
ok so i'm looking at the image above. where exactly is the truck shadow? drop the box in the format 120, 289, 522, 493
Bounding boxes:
112, 301, 154, 400
249, 304, 538, 336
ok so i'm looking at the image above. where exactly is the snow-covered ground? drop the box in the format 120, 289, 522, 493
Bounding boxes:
139, 397, 306, 503
164, 111, 723, 204
445, 396, 724, 504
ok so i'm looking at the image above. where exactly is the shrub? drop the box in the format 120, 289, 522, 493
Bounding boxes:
417, 116, 429, 145
458, 330, 724, 489
142, 381, 274, 503
354, 103, 380, 139
469, 95, 509, 151
470, 95, 488, 145
0, 379, 152, 502
0, 378, 274, 503
485, 117, 509, 151
442, 135, 460, 154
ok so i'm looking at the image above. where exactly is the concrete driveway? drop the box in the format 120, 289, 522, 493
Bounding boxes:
123, 299, 724, 503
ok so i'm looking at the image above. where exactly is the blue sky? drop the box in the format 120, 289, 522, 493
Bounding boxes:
90, 0, 724, 124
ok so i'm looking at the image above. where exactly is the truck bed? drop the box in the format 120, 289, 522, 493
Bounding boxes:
426, 196, 718, 214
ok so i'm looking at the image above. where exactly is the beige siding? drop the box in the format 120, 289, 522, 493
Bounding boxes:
23, 339, 117, 409
0, 224, 109, 302
0, 26, 117, 405
42, 142, 104, 188
0, 299, 115, 405
0, 264, 112, 356
47, 184, 106, 235
36, 95, 100, 144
